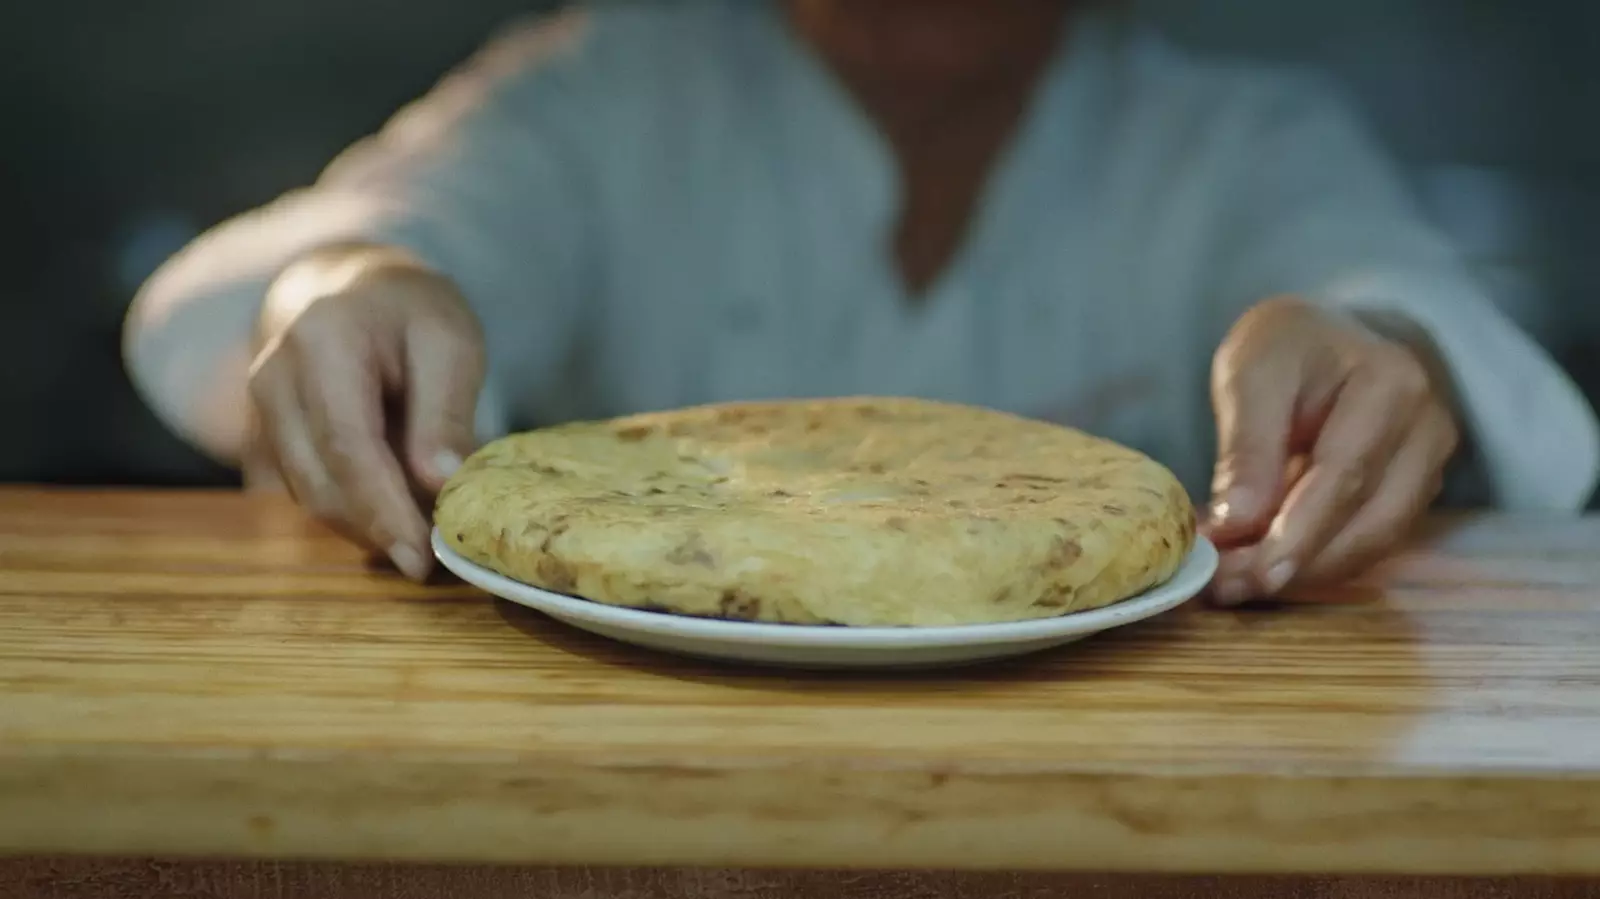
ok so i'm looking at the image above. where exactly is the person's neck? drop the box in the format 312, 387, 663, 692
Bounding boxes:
787, 2, 1071, 146
786, 2, 1073, 296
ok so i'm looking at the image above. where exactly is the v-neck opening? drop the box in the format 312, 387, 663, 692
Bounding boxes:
764, 3, 1083, 317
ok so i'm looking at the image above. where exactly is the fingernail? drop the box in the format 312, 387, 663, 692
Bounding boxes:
389, 543, 429, 581
1263, 560, 1296, 595
1205, 500, 1229, 527
432, 450, 463, 480
1210, 490, 1253, 526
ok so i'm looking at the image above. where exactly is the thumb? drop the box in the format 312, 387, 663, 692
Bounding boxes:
402, 316, 486, 492
1206, 349, 1298, 546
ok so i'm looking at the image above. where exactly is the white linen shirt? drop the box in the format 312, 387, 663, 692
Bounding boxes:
129, 0, 1599, 509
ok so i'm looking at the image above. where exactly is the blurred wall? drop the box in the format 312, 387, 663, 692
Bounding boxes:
1139, 0, 1600, 371
2, 0, 556, 485
3, 0, 1597, 488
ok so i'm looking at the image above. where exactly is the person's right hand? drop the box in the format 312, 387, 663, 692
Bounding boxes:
245, 244, 485, 581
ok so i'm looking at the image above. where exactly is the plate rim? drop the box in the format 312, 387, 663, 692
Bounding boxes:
432, 529, 1216, 649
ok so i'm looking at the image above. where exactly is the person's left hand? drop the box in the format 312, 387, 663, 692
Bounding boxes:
1203, 296, 1460, 605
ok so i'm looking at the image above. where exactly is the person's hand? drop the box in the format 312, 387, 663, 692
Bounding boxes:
246, 244, 485, 580
1203, 296, 1459, 605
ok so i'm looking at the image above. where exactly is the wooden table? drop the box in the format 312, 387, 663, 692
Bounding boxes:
1, 489, 1599, 890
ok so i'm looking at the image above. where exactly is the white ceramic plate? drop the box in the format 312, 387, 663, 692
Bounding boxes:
432, 529, 1217, 670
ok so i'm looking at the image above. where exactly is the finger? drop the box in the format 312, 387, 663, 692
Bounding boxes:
250, 362, 340, 516
295, 349, 433, 581
1207, 346, 1299, 545
1203, 456, 1306, 606
1298, 406, 1456, 584
241, 399, 292, 494
1251, 367, 1421, 594
1205, 544, 1263, 607
402, 315, 485, 492
254, 372, 400, 553
241, 446, 288, 494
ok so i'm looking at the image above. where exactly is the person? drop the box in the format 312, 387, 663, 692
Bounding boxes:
123, 0, 1598, 605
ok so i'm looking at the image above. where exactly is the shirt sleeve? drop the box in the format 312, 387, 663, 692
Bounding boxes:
1204, 74, 1599, 512
126, 10, 601, 459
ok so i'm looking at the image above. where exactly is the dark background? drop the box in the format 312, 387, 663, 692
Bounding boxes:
5, 0, 1598, 490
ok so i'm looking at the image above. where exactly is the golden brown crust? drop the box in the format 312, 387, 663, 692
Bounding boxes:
435, 397, 1195, 627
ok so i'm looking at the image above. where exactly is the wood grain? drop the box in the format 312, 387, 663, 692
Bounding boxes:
1, 488, 1598, 874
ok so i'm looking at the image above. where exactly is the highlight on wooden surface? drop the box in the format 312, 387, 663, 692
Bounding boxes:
0, 488, 1598, 874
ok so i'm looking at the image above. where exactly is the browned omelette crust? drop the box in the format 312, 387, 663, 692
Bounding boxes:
435, 397, 1195, 627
